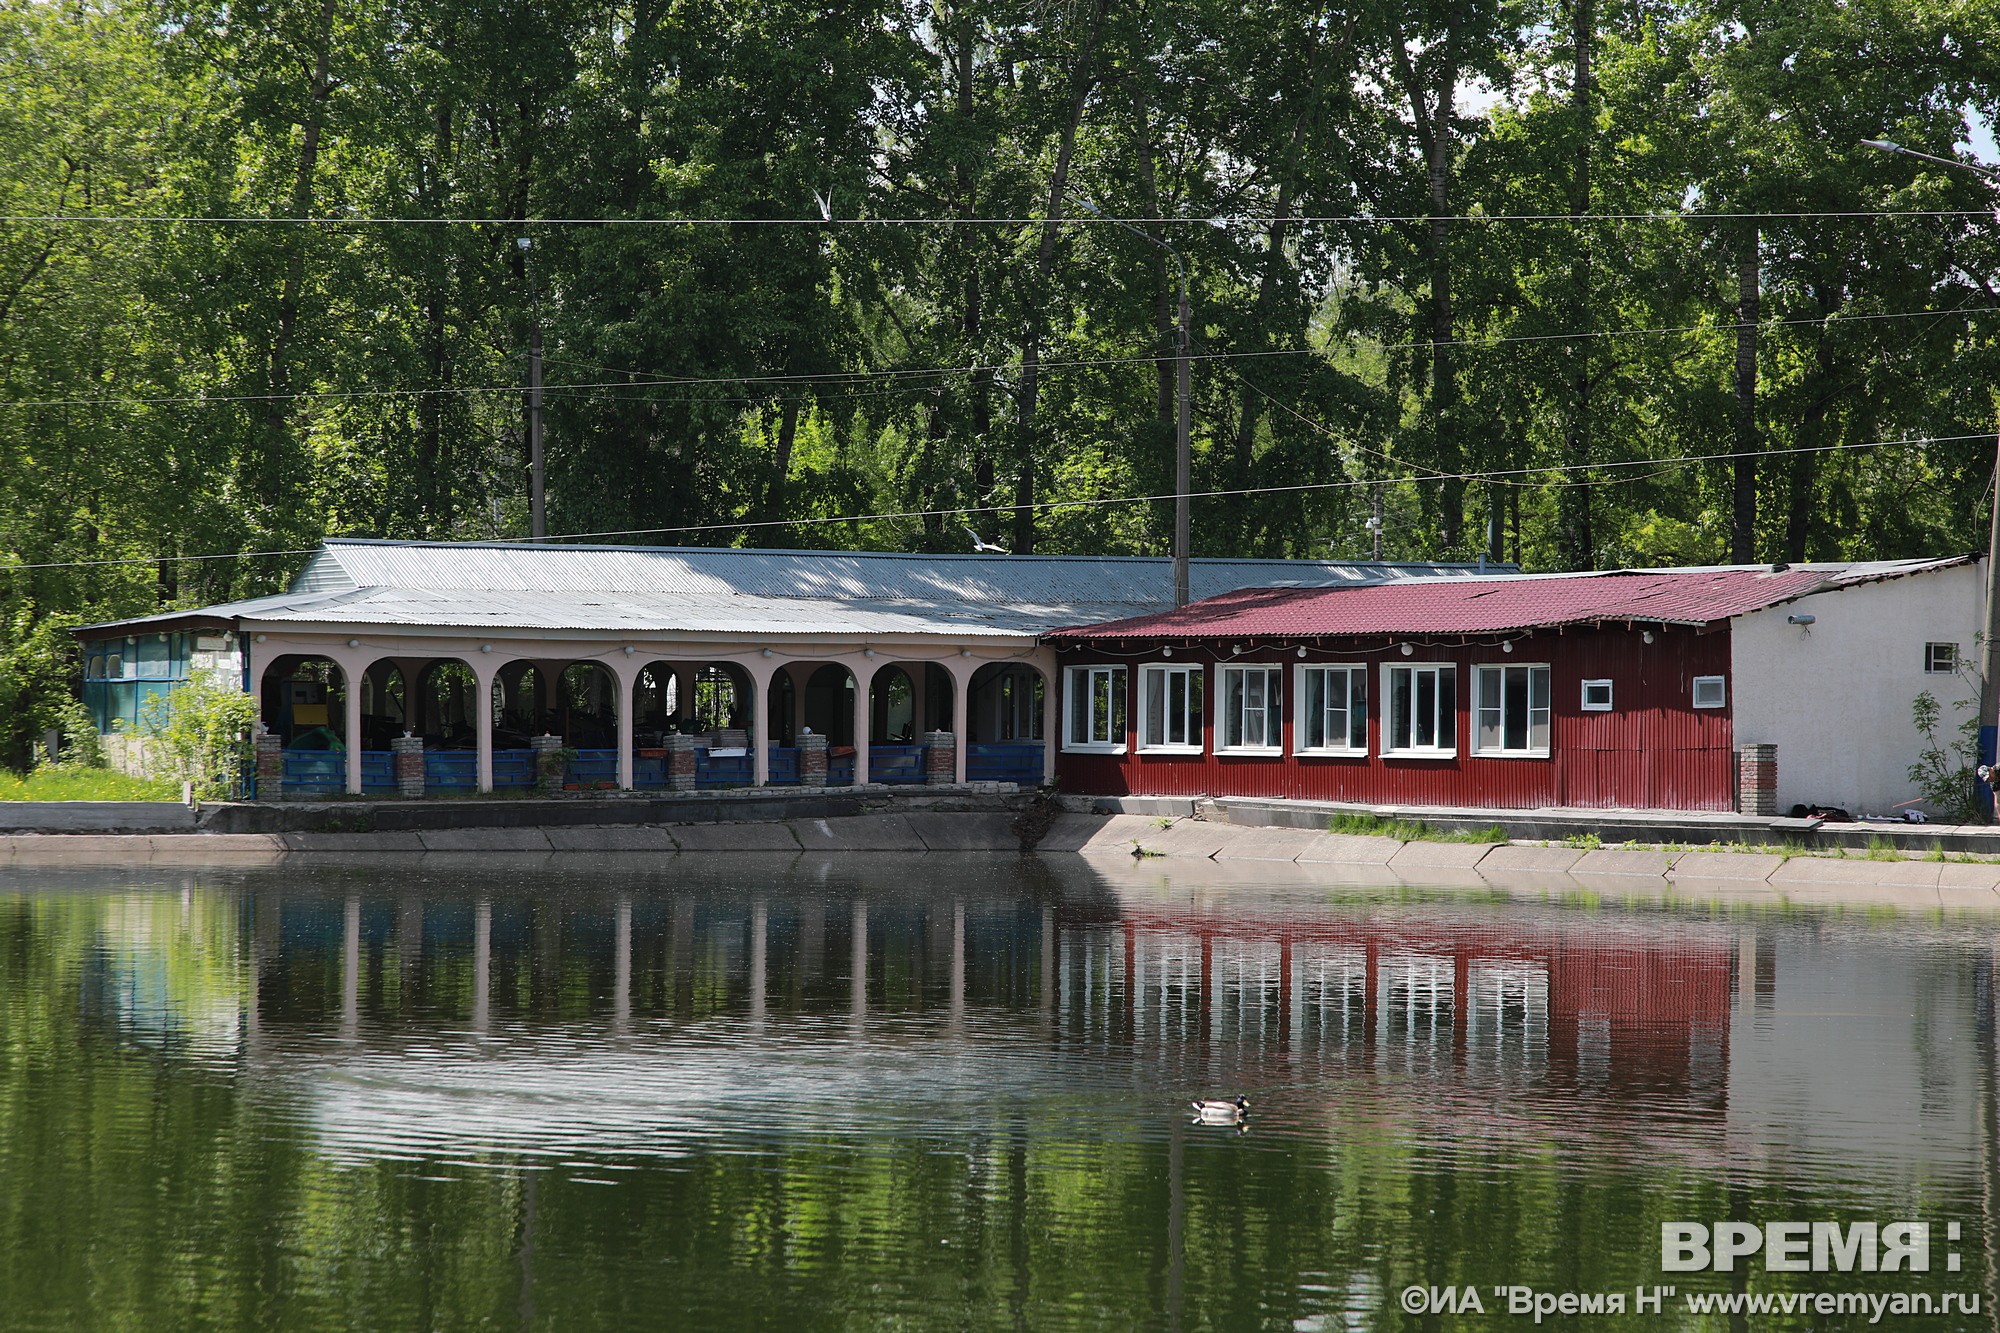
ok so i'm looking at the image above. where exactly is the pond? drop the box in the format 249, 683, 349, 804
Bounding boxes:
0, 852, 1994, 1330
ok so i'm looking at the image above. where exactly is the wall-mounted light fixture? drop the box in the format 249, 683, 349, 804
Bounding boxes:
863, 648, 876, 659
1162, 645, 1173, 657
481, 643, 495, 654
1296, 646, 1307, 658
761, 647, 774, 658
1787, 613, 1816, 626
1400, 643, 1414, 657
1502, 641, 1514, 654
1642, 631, 1655, 644
959, 648, 971, 657
346, 639, 360, 649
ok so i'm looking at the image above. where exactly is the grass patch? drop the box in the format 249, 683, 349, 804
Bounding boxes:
0, 767, 179, 802
1330, 813, 1507, 844
1864, 835, 1905, 861
1562, 832, 1603, 851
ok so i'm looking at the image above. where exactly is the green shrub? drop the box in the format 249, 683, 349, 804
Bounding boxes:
136, 676, 258, 800
1908, 689, 1982, 823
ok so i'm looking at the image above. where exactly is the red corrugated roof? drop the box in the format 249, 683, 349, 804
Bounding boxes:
1046, 568, 1837, 639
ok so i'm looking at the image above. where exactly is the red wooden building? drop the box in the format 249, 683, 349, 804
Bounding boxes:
1044, 570, 1829, 811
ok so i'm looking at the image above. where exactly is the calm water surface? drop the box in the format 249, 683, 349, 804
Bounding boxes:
2, 852, 1997, 1330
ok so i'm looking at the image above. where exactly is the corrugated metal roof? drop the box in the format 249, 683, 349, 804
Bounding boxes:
79, 540, 1511, 639
1047, 559, 1973, 639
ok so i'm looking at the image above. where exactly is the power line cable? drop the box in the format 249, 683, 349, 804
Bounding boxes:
10, 428, 1985, 572
3, 304, 1991, 412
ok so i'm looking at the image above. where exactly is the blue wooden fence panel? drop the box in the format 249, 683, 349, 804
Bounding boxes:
696, 749, 752, 789
360, 751, 395, 793
493, 749, 537, 790
633, 750, 671, 789
425, 751, 478, 792
829, 753, 855, 785
968, 742, 1045, 785
870, 744, 928, 785
281, 751, 344, 796
766, 748, 799, 786
566, 749, 619, 788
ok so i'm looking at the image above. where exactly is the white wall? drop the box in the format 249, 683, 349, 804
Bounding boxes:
1732, 562, 1984, 815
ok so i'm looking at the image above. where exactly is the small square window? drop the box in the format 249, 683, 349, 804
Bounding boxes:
1692, 676, 1726, 709
1581, 679, 1614, 712
1925, 643, 1959, 674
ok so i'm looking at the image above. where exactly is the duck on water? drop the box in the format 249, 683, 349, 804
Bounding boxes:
1191, 1096, 1249, 1124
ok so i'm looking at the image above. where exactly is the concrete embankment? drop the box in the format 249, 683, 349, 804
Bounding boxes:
3, 798, 1999, 907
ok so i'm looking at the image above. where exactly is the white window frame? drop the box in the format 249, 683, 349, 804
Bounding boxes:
1137, 662, 1204, 754
1217, 664, 1285, 755
1382, 662, 1458, 759
1295, 664, 1368, 755
1474, 663, 1554, 758
1062, 664, 1128, 753
1580, 678, 1614, 712
1924, 642, 1959, 675
1692, 675, 1727, 709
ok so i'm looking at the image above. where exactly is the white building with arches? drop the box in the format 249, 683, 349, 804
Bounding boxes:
77, 540, 1485, 798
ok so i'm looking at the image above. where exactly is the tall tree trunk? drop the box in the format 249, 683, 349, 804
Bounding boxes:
1731, 226, 1760, 563
949, 8, 995, 518
262, 0, 337, 510
765, 397, 800, 522
1013, 0, 1107, 555
1557, 0, 1595, 570
420, 96, 453, 535
1132, 88, 1174, 430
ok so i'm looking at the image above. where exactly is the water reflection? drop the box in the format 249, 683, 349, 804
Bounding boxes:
3, 855, 1997, 1331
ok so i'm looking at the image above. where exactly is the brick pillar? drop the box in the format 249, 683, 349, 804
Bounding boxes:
254, 726, 283, 802
1737, 743, 1778, 816
664, 733, 697, 792
924, 730, 956, 786
798, 733, 828, 787
392, 734, 425, 799
531, 733, 564, 795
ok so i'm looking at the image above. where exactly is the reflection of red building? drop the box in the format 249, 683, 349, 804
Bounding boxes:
1092, 907, 1733, 1099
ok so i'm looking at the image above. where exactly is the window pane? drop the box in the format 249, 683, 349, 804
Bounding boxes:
1503, 666, 1527, 750
1069, 675, 1089, 744
1347, 670, 1368, 749
1109, 671, 1126, 740
1144, 669, 1165, 747
1262, 669, 1280, 746
1415, 670, 1436, 747
1303, 670, 1326, 749
1477, 668, 1501, 750
1187, 671, 1203, 744
1224, 671, 1243, 748
1391, 669, 1411, 749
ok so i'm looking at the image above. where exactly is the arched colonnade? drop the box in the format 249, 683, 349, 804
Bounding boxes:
251, 635, 1053, 797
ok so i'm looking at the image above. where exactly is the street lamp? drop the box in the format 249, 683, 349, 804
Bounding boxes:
1863, 137, 2000, 817
1078, 198, 1193, 608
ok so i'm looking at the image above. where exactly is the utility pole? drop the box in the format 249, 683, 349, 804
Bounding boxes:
1862, 139, 2000, 816
1076, 197, 1193, 605
1173, 267, 1192, 607
518, 235, 546, 540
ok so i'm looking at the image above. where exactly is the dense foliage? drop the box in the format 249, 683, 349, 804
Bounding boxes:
1, 0, 1997, 763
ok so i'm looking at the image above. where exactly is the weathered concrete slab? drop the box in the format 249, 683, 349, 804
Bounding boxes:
1131, 819, 1235, 859
0, 802, 197, 833
1389, 840, 1496, 869
146, 834, 284, 860
1073, 814, 1171, 858
1774, 881, 1941, 912
674, 822, 800, 851
1668, 850, 1784, 881
2, 834, 155, 861
790, 814, 926, 852
1296, 833, 1402, 865
1935, 862, 2000, 892
905, 812, 1019, 851
545, 826, 680, 852
1663, 878, 1781, 903
282, 831, 429, 853
417, 828, 555, 852
1768, 857, 1941, 888
1479, 844, 1585, 874
1036, 813, 1109, 853
1573, 848, 1676, 878
1212, 827, 1324, 862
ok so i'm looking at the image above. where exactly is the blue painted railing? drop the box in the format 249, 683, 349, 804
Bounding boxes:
829, 752, 855, 785
633, 750, 671, 789
869, 744, 928, 786
767, 747, 799, 786
968, 742, 1045, 785
566, 748, 619, 789
493, 749, 537, 790
425, 750, 478, 792
282, 751, 344, 796
697, 748, 752, 789
360, 751, 395, 793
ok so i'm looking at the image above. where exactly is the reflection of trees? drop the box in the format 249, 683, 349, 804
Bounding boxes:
2, 870, 1996, 1330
